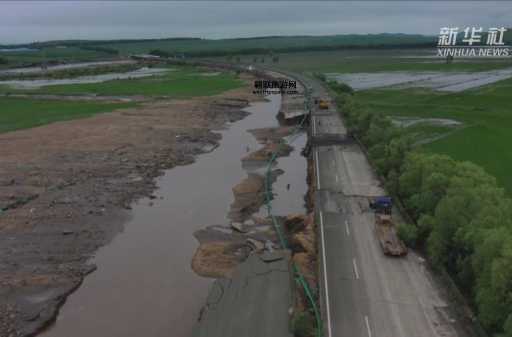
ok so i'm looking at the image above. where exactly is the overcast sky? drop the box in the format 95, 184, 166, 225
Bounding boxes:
2, 1, 511, 44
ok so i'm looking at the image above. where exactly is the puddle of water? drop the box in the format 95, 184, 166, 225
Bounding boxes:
0, 67, 171, 89
40, 94, 307, 337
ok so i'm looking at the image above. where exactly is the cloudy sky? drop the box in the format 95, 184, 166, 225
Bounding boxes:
2, 1, 511, 44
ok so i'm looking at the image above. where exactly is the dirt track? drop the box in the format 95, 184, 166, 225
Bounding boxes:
0, 77, 258, 337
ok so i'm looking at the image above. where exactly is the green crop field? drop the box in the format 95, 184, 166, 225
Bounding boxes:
355, 79, 512, 192
0, 97, 135, 133
0, 67, 244, 97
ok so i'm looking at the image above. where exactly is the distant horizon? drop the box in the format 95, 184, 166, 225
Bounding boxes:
1, 32, 438, 47
2, 1, 511, 44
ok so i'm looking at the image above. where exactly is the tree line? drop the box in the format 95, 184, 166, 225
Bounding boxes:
327, 81, 512, 337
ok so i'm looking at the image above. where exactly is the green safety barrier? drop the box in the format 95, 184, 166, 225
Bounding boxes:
263, 85, 323, 337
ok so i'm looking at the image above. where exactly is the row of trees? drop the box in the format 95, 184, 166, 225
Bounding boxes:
78, 45, 119, 55
226, 54, 280, 64
330, 86, 512, 337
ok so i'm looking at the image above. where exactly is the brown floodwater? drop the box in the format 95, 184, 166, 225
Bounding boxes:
40, 94, 307, 337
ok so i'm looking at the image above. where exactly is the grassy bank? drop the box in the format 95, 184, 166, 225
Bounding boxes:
355, 78, 512, 193
0, 97, 135, 133
0, 67, 244, 97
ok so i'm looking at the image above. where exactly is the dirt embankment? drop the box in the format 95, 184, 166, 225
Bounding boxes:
0, 75, 260, 337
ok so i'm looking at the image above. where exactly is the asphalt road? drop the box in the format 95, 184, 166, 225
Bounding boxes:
308, 78, 461, 337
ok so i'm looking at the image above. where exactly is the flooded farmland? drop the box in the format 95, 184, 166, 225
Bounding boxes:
327, 67, 512, 91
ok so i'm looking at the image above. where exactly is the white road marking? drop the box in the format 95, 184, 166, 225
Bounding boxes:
312, 116, 317, 136
315, 150, 321, 189
353, 258, 360, 280
319, 211, 333, 337
365, 315, 372, 337
345, 220, 350, 236
335, 174, 339, 183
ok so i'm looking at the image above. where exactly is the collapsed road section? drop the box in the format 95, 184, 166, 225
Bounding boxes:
191, 72, 322, 337
193, 251, 293, 337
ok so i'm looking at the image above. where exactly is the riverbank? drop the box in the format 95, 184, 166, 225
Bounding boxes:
0, 76, 258, 337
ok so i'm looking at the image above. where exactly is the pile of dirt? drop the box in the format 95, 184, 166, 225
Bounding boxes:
0, 79, 258, 337
288, 213, 318, 314
191, 242, 249, 278
241, 142, 293, 162
247, 127, 295, 144
191, 216, 280, 279
228, 170, 283, 222
305, 159, 316, 212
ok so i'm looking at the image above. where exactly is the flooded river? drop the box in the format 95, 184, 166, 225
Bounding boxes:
40, 94, 307, 337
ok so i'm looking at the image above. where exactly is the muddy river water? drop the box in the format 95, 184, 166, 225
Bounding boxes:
40, 94, 307, 337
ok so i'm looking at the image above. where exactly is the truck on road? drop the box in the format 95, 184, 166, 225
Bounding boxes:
370, 197, 408, 257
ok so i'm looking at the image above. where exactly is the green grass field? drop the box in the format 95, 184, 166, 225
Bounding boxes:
0, 67, 244, 97
0, 97, 135, 133
269, 49, 512, 73
355, 79, 512, 192
0, 66, 244, 133
0, 46, 115, 69
89, 34, 436, 56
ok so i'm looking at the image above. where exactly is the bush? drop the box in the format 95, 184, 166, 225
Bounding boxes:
291, 311, 315, 337
313, 72, 326, 82
397, 223, 418, 247
0, 57, 7, 65
503, 315, 512, 337
79, 45, 119, 55
327, 80, 354, 95
149, 49, 171, 58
